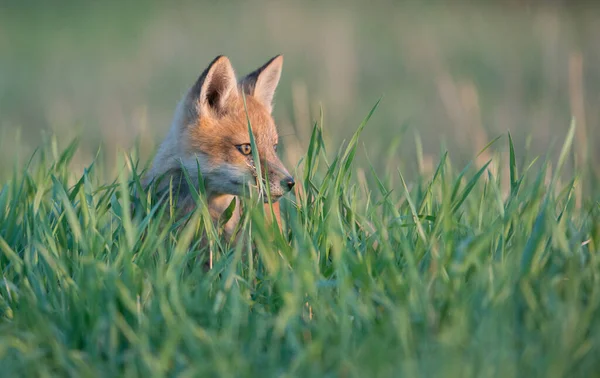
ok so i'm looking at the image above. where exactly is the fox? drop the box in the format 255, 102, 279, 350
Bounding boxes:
144, 55, 294, 241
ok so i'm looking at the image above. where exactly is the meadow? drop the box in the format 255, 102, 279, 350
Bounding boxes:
1, 1, 600, 377
1, 110, 599, 376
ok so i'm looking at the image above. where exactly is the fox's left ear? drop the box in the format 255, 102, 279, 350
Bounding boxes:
239, 55, 283, 114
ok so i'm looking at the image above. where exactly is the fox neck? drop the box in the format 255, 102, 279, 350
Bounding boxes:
207, 193, 241, 239
172, 178, 241, 240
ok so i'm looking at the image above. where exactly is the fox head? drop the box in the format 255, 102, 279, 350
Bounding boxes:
148, 55, 294, 202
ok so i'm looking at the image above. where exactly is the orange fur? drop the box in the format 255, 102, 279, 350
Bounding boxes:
188, 95, 278, 167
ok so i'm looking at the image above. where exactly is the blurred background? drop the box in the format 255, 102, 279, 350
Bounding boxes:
1, 1, 599, 184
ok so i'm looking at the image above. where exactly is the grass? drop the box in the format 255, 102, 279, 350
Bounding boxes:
0, 106, 599, 377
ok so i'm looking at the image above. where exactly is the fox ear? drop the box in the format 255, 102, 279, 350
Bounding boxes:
239, 55, 283, 114
190, 55, 238, 117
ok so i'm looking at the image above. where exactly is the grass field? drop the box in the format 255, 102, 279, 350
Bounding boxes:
1, 104, 599, 376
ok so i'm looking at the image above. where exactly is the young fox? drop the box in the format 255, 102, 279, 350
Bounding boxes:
145, 55, 294, 239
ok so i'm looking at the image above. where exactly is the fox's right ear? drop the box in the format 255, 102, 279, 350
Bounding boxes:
190, 55, 238, 117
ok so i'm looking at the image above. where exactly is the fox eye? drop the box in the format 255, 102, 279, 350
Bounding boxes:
236, 144, 252, 156
274, 144, 278, 152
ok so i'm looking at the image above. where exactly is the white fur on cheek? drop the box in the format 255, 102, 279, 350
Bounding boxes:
178, 153, 211, 182
164, 152, 252, 197
204, 163, 253, 196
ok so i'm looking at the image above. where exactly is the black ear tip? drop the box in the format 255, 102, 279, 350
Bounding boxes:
210, 55, 229, 66
267, 55, 283, 65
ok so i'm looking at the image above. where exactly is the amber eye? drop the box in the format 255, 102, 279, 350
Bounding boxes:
274, 144, 278, 153
236, 144, 252, 156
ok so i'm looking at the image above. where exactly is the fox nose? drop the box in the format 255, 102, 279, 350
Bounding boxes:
281, 177, 295, 191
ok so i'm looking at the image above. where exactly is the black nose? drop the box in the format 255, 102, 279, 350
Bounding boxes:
282, 177, 295, 191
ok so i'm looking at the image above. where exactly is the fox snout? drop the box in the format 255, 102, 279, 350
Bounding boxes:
273, 173, 295, 195
282, 176, 295, 191
264, 175, 294, 202
261, 159, 295, 200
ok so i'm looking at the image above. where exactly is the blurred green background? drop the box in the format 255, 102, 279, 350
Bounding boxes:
1, 1, 599, 180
